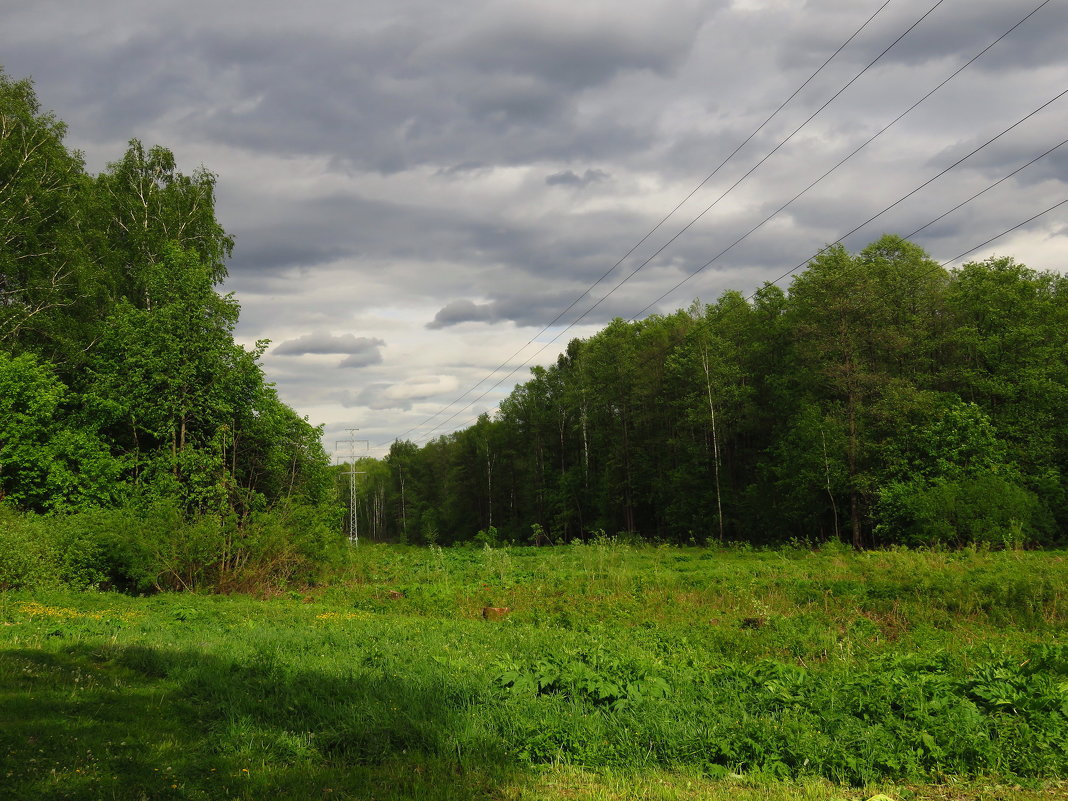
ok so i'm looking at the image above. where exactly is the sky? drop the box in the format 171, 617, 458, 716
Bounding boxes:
3, 0, 1067, 459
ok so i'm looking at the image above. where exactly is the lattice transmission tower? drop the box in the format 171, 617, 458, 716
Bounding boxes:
335, 428, 368, 544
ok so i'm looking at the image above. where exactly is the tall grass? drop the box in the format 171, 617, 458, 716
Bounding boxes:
1, 543, 1065, 799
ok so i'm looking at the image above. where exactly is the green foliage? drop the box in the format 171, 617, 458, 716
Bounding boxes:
0, 505, 108, 590
495, 653, 670, 711
2, 545, 1066, 798
0, 70, 339, 592
0, 69, 96, 361
355, 234, 1066, 549
0, 501, 344, 593
876, 473, 1052, 548
874, 398, 1054, 546
474, 526, 501, 547
0, 351, 126, 511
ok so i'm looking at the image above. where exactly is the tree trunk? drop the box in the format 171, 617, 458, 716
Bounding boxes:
821, 426, 840, 541
621, 408, 635, 533
399, 469, 407, 540
486, 450, 494, 528
847, 395, 862, 549
701, 348, 724, 542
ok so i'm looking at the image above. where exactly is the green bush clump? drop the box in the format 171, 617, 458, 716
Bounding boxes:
877, 473, 1053, 548
0, 501, 344, 593
0, 505, 108, 590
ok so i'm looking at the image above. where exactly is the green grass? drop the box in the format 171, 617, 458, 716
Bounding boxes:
1, 542, 1066, 800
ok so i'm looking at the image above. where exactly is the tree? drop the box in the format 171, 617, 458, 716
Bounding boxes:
942, 257, 1068, 525
874, 397, 1052, 545
0, 70, 96, 361
0, 351, 124, 511
786, 236, 948, 546
86, 244, 253, 511
90, 139, 233, 310
386, 440, 420, 542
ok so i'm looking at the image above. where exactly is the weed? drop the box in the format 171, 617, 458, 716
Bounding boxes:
1, 544, 1065, 799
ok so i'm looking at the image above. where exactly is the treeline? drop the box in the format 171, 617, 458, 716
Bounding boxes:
0, 70, 339, 591
354, 235, 1068, 548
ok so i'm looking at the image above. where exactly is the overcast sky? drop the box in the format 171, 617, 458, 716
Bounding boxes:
3, 0, 1066, 457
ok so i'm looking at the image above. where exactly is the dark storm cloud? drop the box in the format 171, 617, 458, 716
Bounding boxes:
6, 1, 708, 174
771, 0, 1068, 78
224, 190, 541, 281
939, 128, 1068, 187
868, 0, 1068, 73
494, 288, 640, 328
221, 180, 660, 308
426, 279, 658, 329
4, 0, 1065, 449
437, 6, 703, 90
546, 168, 609, 187
228, 241, 350, 275
426, 300, 497, 329
274, 333, 385, 359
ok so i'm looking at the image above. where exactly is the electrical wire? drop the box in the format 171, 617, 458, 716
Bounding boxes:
421, 121, 1068, 443
385, 0, 959, 447
377, 0, 898, 448
408, 56, 1066, 444
628, 0, 1055, 320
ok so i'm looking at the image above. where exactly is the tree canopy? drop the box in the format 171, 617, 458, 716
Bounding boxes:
353, 236, 1067, 549
0, 69, 337, 591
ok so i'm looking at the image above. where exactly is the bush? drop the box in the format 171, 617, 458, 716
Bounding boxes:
0, 500, 345, 594
0, 506, 62, 590
0, 505, 113, 590
876, 472, 1054, 547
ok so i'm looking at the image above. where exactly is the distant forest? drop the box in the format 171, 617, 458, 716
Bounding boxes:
354, 240, 1068, 549
1, 70, 336, 592
3, 67, 1067, 582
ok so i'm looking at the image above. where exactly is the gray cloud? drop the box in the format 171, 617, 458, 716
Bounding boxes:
546, 168, 610, 187
342, 384, 406, 411
339, 374, 462, 411
427, 300, 498, 329
3, 0, 1066, 452
338, 350, 385, 368
343, 384, 412, 412
274, 333, 385, 363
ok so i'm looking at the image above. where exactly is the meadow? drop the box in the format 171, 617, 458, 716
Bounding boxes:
1, 541, 1066, 801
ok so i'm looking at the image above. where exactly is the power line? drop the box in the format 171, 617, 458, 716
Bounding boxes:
752, 87, 1067, 299
409, 46, 1066, 445
903, 137, 1068, 242
936, 196, 1068, 268
380, 0, 898, 447
421, 118, 1068, 443
389, 0, 958, 447
628, 0, 1056, 319
628, 147, 1068, 399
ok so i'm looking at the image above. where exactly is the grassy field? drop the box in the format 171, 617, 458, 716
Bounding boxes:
1, 541, 1067, 800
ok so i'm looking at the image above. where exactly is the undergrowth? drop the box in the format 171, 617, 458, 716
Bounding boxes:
0, 543, 1065, 800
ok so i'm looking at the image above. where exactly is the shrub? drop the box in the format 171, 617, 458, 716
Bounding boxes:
0, 500, 345, 594
0, 506, 62, 589
875, 472, 1054, 547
